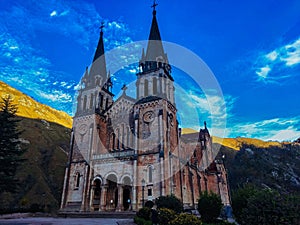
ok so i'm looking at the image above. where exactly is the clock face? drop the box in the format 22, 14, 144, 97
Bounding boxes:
79, 124, 88, 135
143, 111, 155, 123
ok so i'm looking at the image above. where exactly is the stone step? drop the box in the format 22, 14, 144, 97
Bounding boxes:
58, 211, 136, 219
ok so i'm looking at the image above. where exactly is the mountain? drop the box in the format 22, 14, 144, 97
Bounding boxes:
0, 81, 72, 128
217, 142, 300, 195
0, 117, 70, 213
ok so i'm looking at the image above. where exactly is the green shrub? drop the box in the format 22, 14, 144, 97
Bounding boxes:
198, 191, 223, 223
134, 216, 153, 225
136, 207, 151, 221
145, 200, 154, 208
156, 194, 183, 213
158, 208, 176, 225
169, 213, 202, 225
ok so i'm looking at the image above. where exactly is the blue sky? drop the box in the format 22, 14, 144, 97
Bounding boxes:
0, 0, 300, 141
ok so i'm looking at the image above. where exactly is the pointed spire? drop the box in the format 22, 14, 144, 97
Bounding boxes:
90, 22, 107, 80
145, 1, 166, 62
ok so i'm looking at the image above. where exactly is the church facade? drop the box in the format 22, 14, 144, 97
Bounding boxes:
60, 6, 230, 212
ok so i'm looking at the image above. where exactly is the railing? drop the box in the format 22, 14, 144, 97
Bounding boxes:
93, 150, 135, 160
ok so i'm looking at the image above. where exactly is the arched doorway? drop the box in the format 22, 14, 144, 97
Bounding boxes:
106, 174, 118, 210
92, 178, 101, 211
123, 188, 131, 210
122, 176, 132, 211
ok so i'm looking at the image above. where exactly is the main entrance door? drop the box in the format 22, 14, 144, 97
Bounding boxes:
123, 187, 131, 210
106, 174, 118, 210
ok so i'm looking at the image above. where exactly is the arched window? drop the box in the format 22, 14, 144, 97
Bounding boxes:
144, 79, 149, 97
83, 95, 87, 111
99, 93, 103, 108
148, 166, 153, 183
90, 93, 94, 109
110, 133, 115, 151
153, 77, 158, 95
75, 172, 80, 189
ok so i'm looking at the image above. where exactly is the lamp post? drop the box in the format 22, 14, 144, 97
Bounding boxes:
141, 178, 145, 207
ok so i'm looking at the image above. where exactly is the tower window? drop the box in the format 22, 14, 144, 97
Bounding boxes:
99, 93, 103, 108
144, 80, 149, 97
90, 93, 94, 109
148, 189, 152, 196
83, 95, 87, 111
148, 166, 153, 183
75, 172, 80, 189
153, 77, 158, 95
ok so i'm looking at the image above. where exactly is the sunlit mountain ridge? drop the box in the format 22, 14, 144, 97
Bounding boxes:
0, 81, 292, 149
0, 81, 72, 128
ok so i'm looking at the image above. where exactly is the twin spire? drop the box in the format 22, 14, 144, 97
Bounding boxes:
89, 22, 107, 81
88, 1, 167, 83
144, 0, 166, 62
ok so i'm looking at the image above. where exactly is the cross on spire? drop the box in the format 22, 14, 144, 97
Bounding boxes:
100, 21, 105, 33
151, 0, 158, 12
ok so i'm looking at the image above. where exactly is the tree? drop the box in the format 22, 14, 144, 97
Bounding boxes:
0, 95, 25, 193
156, 194, 183, 213
231, 184, 257, 222
232, 185, 300, 225
197, 191, 223, 223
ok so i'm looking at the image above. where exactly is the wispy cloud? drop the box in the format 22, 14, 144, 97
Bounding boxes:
0, 30, 75, 114
228, 116, 300, 141
0, 0, 134, 115
255, 37, 300, 83
176, 87, 235, 137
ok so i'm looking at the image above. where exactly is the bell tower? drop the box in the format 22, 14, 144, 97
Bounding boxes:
134, 3, 180, 203
61, 24, 113, 211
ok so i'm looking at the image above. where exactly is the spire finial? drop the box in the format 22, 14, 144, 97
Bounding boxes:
204, 121, 207, 129
100, 21, 105, 33
151, 0, 158, 14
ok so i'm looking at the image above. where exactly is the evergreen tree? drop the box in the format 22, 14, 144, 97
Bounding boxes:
0, 95, 25, 193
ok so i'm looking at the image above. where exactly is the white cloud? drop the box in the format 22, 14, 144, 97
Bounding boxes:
60, 10, 69, 17
0, 0, 134, 115
176, 87, 235, 138
255, 37, 300, 83
228, 116, 300, 141
281, 39, 300, 66
0, 31, 75, 114
50, 10, 57, 17
256, 65, 271, 79
266, 50, 278, 61
270, 129, 300, 142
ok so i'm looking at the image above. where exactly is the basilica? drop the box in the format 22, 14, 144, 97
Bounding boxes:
60, 5, 230, 212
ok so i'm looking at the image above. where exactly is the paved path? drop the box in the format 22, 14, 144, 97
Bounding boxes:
0, 217, 135, 225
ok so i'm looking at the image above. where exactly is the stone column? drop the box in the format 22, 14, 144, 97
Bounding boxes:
89, 185, 95, 211
80, 164, 89, 211
132, 160, 137, 210
117, 185, 123, 211
100, 185, 107, 211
